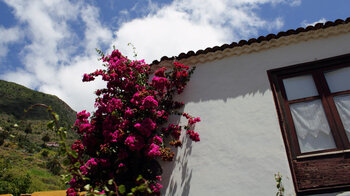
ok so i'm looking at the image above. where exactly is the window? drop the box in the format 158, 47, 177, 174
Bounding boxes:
268, 54, 350, 195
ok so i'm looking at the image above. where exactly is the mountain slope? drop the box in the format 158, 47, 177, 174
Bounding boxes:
0, 80, 78, 194
0, 80, 76, 127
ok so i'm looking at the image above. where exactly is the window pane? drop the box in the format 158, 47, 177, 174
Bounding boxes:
325, 66, 350, 93
290, 100, 336, 153
283, 75, 318, 100
334, 94, 350, 141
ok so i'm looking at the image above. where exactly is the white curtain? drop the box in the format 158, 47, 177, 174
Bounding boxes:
334, 94, 350, 141
290, 99, 336, 153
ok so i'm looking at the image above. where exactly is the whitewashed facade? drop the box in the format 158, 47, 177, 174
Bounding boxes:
158, 20, 350, 195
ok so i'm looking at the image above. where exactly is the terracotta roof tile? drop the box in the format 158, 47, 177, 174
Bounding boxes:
151, 17, 350, 65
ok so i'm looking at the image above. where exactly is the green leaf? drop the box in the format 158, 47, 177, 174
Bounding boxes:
69, 150, 78, 159
63, 158, 71, 166
84, 184, 91, 191
61, 130, 67, 140
103, 185, 110, 191
147, 187, 152, 193
47, 120, 55, 130
53, 112, 60, 121
82, 176, 90, 181
59, 127, 66, 132
136, 175, 143, 182
61, 174, 72, 183
131, 187, 137, 193
108, 179, 114, 185
118, 185, 126, 194
108, 191, 115, 196
74, 161, 81, 168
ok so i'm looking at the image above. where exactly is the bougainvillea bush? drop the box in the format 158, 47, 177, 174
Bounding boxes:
66, 49, 200, 195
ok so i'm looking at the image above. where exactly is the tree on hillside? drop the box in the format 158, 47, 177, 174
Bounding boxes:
41, 133, 50, 145
47, 156, 61, 175
24, 123, 32, 139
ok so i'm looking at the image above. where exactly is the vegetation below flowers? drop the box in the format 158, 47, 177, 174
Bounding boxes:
66, 49, 201, 195
0, 80, 78, 195
0, 147, 66, 195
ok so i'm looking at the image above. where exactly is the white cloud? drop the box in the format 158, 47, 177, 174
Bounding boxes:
0, 0, 299, 114
80, 5, 113, 55
302, 18, 327, 27
0, 26, 22, 60
112, 0, 288, 63
289, 0, 301, 7
1, 0, 112, 113
114, 7, 229, 62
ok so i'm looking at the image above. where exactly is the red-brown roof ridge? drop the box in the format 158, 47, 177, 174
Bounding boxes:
151, 17, 350, 65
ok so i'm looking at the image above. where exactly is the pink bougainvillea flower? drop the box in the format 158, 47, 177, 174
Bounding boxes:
142, 96, 158, 108
187, 130, 200, 142
99, 159, 110, 167
189, 117, 201, 125
156, 110, 164, 117
77, 110, 90, 119
143, 118, 156, 130
134, 118, 156, 137
152, 76, 169, 92
155, 67, 167, 77
124, 134, 145, 151
150, 182, 163, 193
124, 107, 134, 118
82, 74, 95, 82
131, 92, 142, 105
66, 188, 77, 196
108, 98, 123, 111
86, 158, 98, 167
78, 123, 93, 134
111, 130, 119, 142
146, 143, 161, 158
68, 178, 76, 186
71, 140, 84, 155
67, 49, 199, 195
152, 135, 163, 145
80, 165, 88, 175
173, 61, 189, 70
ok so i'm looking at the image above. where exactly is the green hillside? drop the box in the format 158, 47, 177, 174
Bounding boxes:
0, 80, 78, 195
0, 80, 76, 127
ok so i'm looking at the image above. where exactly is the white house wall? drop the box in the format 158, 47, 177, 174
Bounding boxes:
160, 32, 350, 196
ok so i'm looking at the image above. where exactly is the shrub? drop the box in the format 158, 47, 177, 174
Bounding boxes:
66, 49, 201, 195
41, 133, 50, 144
47, 156, 62, 175
0, 168, 32, 196
17, 135, 38, 153
41, 149, 49, 158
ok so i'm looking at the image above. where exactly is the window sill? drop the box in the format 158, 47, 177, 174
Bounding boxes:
296, 149, 350, 159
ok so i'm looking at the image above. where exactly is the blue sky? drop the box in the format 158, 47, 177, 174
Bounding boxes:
0, 0, 349, 112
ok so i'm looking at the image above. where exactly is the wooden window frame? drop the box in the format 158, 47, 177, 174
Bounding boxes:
268, 53, 350, 195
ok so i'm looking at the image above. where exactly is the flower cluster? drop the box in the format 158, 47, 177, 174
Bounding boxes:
67, 49, 200, 195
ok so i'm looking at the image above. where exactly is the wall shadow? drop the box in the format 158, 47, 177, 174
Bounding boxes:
160, 53, 279, 196
161, 130, 194, 196
160, 49, 325, 195
180, 54, 277, 104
